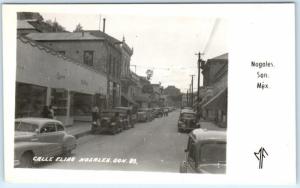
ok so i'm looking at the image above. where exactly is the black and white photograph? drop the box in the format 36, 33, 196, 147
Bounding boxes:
14, 10, 228, 173
3, 4, 296, 185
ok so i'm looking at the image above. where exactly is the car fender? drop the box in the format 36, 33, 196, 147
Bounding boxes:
15, 141, 59, 160
62, 135, 77, 150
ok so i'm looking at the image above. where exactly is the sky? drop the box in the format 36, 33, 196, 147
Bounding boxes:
41, 10, 227, 93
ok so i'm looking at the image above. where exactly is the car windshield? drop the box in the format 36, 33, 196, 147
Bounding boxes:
199, 143, 226, 164
181, 113, 196, 119
15, 121, 38, 132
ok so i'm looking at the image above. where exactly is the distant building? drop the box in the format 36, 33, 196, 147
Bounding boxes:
119, 37, 136, 107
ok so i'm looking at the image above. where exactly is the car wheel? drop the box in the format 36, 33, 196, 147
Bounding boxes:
19, 151, 34, 168
178, 128, 181, 132
64, 149, 72, 156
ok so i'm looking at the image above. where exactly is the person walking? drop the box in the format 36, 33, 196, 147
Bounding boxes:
49, 105, 55, 119
92, 105, 100, 124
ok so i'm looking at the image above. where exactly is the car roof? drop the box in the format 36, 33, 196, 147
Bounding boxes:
180, 109, 196, 114
190, 129, 226, 143
15, 117, 62, 127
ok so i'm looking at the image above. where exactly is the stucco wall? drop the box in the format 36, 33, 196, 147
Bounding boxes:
40, 40, 108, 73
17, 38, 107, 95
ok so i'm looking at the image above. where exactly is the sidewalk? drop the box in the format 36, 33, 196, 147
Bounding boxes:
65, 121, 92, 139
198, 120, 227, 131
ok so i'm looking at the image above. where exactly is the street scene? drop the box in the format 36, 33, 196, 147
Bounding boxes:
15, 11, 228, 174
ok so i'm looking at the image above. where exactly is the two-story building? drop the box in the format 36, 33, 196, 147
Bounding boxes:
26, 31, 122, 108
16, 36, 107, 125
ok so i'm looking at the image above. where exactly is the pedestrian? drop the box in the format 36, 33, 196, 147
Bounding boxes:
49, 105, 55, 119
92, 105, 99, 124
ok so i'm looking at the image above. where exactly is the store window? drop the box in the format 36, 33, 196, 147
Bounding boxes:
83, 51, 94, 66
15, 82, 47, 118
71, 92, 93, 116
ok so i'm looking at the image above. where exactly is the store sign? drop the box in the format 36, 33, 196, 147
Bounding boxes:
81, 79, 88, 86
56, 72, 66, 80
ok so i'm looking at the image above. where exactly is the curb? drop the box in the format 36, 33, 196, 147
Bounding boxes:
70, 130, 92, 139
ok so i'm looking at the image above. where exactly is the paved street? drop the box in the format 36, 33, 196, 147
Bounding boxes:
38, 110, 189, 173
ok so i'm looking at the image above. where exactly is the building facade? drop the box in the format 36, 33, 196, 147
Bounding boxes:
26, 31, 122, 108
16, 36, 107, 125
199, 53, 228, 127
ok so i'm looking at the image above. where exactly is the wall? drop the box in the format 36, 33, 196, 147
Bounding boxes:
40, 40, 108, 73
17, 38, 107, 96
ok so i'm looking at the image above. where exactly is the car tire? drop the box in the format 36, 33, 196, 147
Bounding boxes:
64, 149, 72, 156
178, 128, 181, 133
19, 151, 34, 168
111, 127, 117, 135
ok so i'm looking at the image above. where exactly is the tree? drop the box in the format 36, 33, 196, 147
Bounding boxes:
73, 23, 83, 32
146, 69, 153, 81
43, 19, 66, 32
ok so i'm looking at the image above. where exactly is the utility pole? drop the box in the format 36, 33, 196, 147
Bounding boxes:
186, 89, 189, 107
190, 75, 195, 108
195, 52, 204, 105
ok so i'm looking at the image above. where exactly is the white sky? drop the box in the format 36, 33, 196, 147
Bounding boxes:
41, 12, 227, 92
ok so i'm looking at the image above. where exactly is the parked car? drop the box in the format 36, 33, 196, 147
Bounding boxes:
179, 129, 226, 174
114, 107, 135, 129
180, 106, 193, 112
177, 109, 199, 132
91, 109, 123, 134
137, 108, 153, 122
14, 118, 77, 168
153, 107, 163, 118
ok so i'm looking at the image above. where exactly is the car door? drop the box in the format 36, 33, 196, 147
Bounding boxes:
37, 123, 63, 156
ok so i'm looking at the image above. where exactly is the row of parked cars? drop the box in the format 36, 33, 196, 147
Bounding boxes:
91, 106, 177, 135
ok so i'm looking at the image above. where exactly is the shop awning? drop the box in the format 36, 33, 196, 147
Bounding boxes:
202, 87, 227, 110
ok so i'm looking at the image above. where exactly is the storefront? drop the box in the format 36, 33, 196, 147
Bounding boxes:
16, 36, 107, 125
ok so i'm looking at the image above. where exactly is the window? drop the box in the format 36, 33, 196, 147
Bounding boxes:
187, 137, 196, 162
40, 123, 56, 133
15, 121, 38, 132
199, 142, 226, 164
56, 123, 64, 131
83, 51, 94, 66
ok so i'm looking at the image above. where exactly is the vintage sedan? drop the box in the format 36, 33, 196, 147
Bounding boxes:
137, 108, 153, 122
177, 109, 199, 132
14, 118, 77, 168
91, 109, 123, 134
114, 107, 136, 129
179, 129, 226, 174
